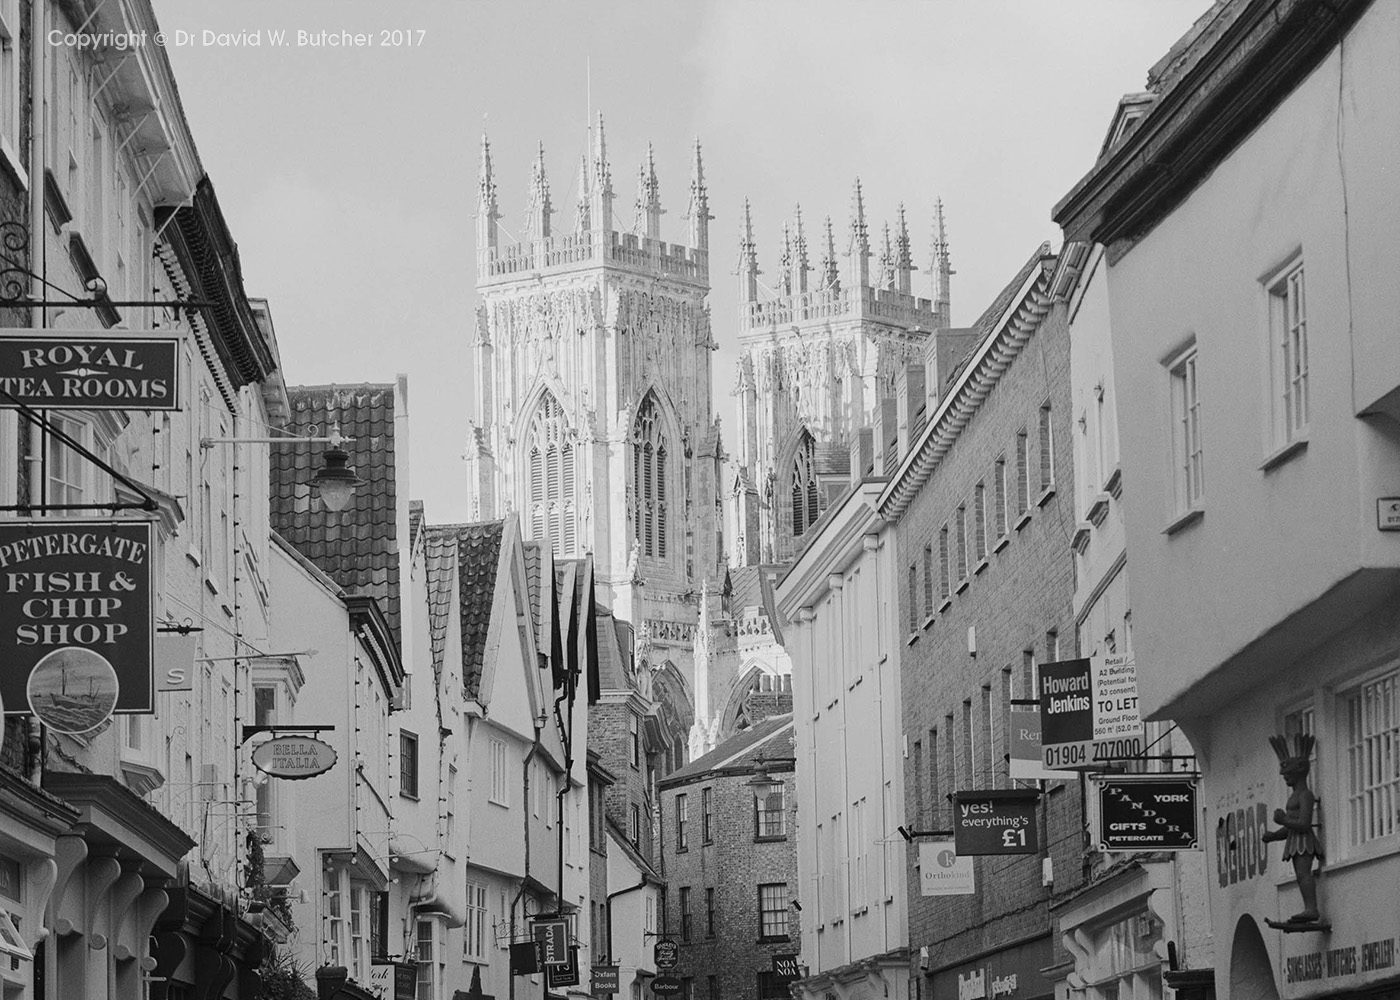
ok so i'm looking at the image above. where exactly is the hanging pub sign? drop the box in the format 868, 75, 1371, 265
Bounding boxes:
1039, 654, 1144, 770
251, 734, 338, 779
1096, 776, 1199, 852
953, 789, 1039, 856
0, 332, 180, 411
0, 519, 154, 732
532, 917, 570, 967
546, 946, 580, 989
368, 960, 416, 1000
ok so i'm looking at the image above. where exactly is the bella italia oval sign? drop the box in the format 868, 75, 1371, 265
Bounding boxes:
251, 735, 338, 780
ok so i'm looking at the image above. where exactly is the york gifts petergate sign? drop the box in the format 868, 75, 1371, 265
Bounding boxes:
0, 333, 180, 410
0, 520, 154, 733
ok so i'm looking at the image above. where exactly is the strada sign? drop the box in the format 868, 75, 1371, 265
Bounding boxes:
0, 333, 180, 410
0, 520, 154, 731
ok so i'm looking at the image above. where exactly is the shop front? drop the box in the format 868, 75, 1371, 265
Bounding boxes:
925, 935, 1056, 1000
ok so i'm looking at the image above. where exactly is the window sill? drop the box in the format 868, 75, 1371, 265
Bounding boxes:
993, 534, 1010, 553
1260, 438, 1308, 473
938, 598, 952, 614
1104, 466, 1122, 498
675, 847, 688, 855
754, 835, 787, 844
757, 936, 792, 945
1014, 511, 1032, 532
1036, 486, 1056, 508
488, 798, 509, 809
400, 791, 419, 802
204, 576, 220, 596
920, 615, 936, 631
906, 632, 920, 647
1085, 494, 1111, 526
1163, 508, 1204, 536
0, 133, 29, 192
973, 558, 989, 576
955, 577, 970, 595
1071, 523, 1092, 555
186, 547, 201, 567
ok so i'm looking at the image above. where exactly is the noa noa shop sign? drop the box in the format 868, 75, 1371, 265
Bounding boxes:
0, 520, 154, 733
0, 332, 180, 410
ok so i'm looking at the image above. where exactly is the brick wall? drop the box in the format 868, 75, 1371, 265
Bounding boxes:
895, 297, 1085, 976
660, 765, 800, 1000
591, 698, 659, 864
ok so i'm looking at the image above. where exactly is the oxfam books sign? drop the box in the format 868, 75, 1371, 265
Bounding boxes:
0, 333, 180, 410
1038, 655, 1143, 770
0, 520, 154, 733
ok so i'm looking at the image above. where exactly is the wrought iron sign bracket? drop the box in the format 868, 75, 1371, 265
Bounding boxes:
896, 826, 954, 842
240, 724, 336, 746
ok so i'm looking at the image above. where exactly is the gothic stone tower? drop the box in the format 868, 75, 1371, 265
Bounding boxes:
729, 186, 953, 565
469, 117, 724, 724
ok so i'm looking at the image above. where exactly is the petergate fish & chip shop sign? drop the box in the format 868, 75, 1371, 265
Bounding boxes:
0, 520, 154, 733
0, 332, 180, 410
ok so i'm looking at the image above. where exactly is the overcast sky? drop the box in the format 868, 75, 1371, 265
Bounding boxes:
152, 0, 1206, 524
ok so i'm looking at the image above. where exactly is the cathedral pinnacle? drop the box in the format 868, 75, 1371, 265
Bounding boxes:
576, 153, 591, 234
879, 222, 895, 290
793, 204, 810, 294
477, 133, 500, 253
739, 198, 760, 304
591, 111, 614, 232
778, 222, 794, 296
638, 143, 663, 241
686, 138, 711, 251
848, 178, 871, 287
895, 203, 915, 294
527, 142, 553, 240
820, 216, 840, 293
933, 197, 954, 328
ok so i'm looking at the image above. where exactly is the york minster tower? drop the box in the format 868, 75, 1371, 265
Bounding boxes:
468, 116, 724, 733
730, 187, 954, 564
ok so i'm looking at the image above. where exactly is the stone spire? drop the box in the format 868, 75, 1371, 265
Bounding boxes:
526, 142, 553, 240
477, 133, 500, 254
739, 198, 760, 304
590, 111, 614, 233
575, 153, 591, 234
793, 204, 810, 294
933, 197, 953, 328
686, 138, 711, 251
895, 203, 914, 294
848, 178, 871, 288
878, 222, 895, 290
820, 215, 840, 293
637, 143, 663, 241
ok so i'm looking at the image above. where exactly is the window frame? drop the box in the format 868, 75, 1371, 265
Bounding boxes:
701, 786, 713, 844
489, 737, 509, 806
754, 781, 787, 841
1341, 664, 1399, 850
1167, 343, 1205, 518
756, 882, 790, 942
1265, 255, 1309, 454
399, 731, 420, 800
675, 793, 689, 851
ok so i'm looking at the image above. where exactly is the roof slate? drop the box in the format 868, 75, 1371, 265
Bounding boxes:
453, 521, 505, 699
664, 714, 794, 784
269, 384, 401, 651
946, 244, 1055, 386
423, 526, 458, 675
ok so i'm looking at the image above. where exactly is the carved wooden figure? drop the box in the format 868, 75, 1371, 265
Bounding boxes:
1261, 733, 1323, 924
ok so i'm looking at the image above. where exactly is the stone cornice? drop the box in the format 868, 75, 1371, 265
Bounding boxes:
43, 771, 195, 874
1054, 0, 1373, 257
0, 767, 80, 837
878, 265, 1052, 520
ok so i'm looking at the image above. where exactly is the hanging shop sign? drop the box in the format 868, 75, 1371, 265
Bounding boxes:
156, 634, 196, 691
547, 946, 580, 988
1039, 655, 1143, 770
591, 965, 621, 994
953, 790, 1039, 856
653, 937, 680, 970
368, 960, 416, 1000
250, 734, 338, 779
1008, 707, 1078, 781
0, 333, 180, 410
772, 955, 801, 982
532, 917, 570, 967
1095, 776, 1199, 851
919, 838, 975, 895
0, 519, 154, 732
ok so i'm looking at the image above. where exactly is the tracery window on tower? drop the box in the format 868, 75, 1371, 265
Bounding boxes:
632, 392, 669, 559
526, 391, 576, 554
790, 430, 821, 538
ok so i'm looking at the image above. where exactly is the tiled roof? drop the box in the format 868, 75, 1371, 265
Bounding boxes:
727, 565, 780, 613
409, 500, 425, 553
270, 384, 401, 652
523, 541, 542, 638
422, 526, 458, 675
663, 714, 794, 785
593, 606, 631, 692
455, 520, 504, 698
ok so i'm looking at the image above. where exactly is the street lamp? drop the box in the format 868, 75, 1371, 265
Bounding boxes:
201, 424, 366, 512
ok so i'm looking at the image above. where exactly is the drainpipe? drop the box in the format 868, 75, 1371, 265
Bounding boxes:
605, 878, 650, 965
553, 687, 571, 909
510, 727, 543, 1000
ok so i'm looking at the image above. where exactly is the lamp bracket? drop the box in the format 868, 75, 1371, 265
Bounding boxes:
240, 724, 336, 746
